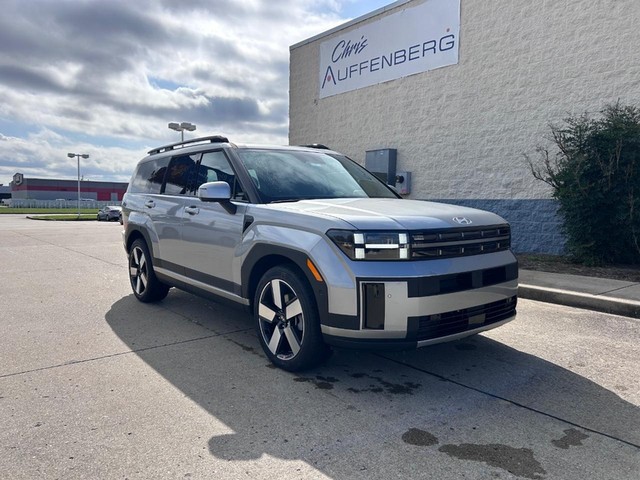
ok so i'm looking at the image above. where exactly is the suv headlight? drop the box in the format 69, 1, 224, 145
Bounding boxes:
327, 230, 410, 260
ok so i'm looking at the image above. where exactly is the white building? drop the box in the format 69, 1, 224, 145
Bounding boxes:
289, 0, 640, 253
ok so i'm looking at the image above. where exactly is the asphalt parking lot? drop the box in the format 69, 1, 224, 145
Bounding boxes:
1, 216, 638, 479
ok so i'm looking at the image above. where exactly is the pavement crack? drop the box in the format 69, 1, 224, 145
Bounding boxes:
0, 328, 252, 380
598, 284, 639, 296
376, 353, 640, 451
12, 230, 123, 267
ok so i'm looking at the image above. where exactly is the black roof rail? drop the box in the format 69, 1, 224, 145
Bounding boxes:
148, 135, 230, 155
300, 143, 330, 150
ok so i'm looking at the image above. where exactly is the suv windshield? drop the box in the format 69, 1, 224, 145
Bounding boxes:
236, 149, 398, 203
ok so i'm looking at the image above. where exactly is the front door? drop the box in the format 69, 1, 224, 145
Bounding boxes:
180, 150, 248, 296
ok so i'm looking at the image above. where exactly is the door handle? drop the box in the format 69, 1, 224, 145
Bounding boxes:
144, 200, 155, 208
185, 206, 200, 215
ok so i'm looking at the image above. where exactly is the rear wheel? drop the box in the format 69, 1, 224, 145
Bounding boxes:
255, 266, 330, 372
128, 239, 170, 303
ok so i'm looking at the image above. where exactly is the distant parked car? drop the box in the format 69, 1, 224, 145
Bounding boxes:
97, 205, 122, 222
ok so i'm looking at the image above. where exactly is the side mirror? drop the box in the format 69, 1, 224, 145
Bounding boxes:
197, 181, 236, 214
198, 181, 231, 201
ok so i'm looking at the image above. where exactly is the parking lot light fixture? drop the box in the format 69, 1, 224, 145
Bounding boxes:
168, 122, 196, 142
68, 152, 90, 217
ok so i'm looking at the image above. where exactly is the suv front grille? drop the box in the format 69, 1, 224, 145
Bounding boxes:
411, 296, 517, 341
411, 225, 511, 260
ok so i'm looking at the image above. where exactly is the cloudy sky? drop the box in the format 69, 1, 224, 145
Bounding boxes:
0, 0, 393, 186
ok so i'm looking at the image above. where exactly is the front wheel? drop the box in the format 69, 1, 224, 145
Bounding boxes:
128, 239, 170, 303
254, 266, 330, 372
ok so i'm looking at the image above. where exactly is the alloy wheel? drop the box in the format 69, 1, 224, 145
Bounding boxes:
258, 278, 304, 360
129, 246, 148, 296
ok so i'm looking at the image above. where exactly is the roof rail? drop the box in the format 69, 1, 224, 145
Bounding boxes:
148, 135, 230, 155
300, 143, 330, 150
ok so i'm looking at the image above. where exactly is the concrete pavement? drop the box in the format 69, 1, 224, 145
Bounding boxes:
1, 216, 639, 479
519, 269, 640, 319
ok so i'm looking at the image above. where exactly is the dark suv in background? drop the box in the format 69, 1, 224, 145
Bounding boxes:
122, 136, 517, 371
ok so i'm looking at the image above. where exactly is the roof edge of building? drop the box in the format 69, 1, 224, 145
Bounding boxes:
290, 0, 413, 50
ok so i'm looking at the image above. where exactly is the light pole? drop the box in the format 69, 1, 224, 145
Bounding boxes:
68, 153, 89, 217
168, 122, 196, 142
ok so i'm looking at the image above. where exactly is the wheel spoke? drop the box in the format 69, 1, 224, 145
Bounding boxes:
135, 276, 143, 295
139, 272, 148, 288
271, 279, 283, 309
259, 302, 277, 323
139, 254, 146, 270
129, 266, 137, 277
285, 298, 302, 321
283, 325, 301, 355
267, 327, 283, 355
133, 248, 141, 266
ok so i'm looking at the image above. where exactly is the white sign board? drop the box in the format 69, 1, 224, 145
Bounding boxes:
319, 0, 460, 99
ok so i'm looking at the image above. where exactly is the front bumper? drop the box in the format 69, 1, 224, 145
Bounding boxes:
322, 292, 516, 349
317, 249, 518, 348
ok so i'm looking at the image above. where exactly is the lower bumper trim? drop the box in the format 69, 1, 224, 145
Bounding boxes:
322, 314, 516, 350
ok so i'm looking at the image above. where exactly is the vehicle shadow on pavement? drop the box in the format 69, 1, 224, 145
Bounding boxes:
105, 293, 640, 476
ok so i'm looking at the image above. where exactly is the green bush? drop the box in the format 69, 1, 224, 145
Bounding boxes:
527, 103, 640, 265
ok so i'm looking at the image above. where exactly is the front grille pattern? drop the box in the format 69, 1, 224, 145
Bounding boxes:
411, 225, 511, 260
412, 297, 517, 341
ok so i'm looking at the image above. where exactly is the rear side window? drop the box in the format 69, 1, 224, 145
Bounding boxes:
129, 157, 170, 194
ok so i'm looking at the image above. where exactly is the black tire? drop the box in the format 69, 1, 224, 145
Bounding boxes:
254, 265, 330, 372
128, 239, 170, 303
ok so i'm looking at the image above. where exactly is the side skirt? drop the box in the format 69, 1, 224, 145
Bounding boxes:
155, 267, 251, 311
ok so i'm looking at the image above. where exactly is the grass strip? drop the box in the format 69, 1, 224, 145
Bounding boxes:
27, 214, 98, 221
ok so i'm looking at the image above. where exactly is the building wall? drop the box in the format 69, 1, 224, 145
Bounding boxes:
289, 0, 640, 253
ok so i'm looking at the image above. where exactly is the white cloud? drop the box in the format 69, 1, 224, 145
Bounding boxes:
0, 0, 362, 184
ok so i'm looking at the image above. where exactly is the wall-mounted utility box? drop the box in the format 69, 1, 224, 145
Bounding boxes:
365, 148, 411, 194
365, 148, 397, 185
395, 171, 411, 195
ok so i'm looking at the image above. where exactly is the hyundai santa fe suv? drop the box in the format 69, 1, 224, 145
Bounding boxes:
122, 135, 518, 371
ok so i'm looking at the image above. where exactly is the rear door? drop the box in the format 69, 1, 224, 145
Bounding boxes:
153, 153, 200, 274
127, 156, 171, 263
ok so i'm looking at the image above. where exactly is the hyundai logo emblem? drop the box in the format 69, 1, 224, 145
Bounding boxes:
452, 217, 472, 225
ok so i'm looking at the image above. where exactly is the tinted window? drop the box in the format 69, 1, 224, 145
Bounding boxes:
193, 151, 247, 201
235, 149, 397, 203
163, 154, 199, 195
129, 157, 169, 194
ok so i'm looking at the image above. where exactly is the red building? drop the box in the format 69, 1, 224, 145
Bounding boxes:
10, 173, 128, 202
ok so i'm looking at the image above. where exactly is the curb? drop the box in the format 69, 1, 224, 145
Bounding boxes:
519, 284, 640, 319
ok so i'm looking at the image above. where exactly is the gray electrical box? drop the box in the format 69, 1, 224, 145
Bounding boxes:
395, 171, 411, 195
365, 149, 397, 185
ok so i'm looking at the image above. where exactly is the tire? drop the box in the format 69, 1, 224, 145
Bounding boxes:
254, 265, 330, 372
128, 239, 170, 303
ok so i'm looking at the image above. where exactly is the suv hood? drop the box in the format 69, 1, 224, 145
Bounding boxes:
273, 198, 506, 230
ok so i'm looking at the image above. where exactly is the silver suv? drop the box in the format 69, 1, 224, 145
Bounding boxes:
122, 136, 517, 371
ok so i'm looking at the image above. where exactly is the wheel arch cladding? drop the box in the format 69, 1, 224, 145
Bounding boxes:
125, 227, 152, 253
242, 245, 328, 319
